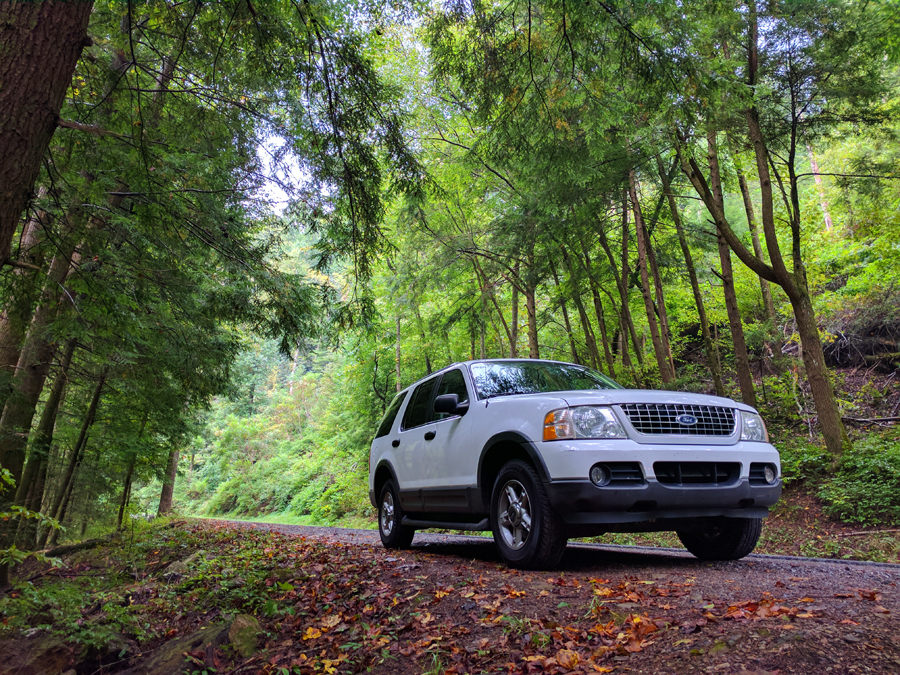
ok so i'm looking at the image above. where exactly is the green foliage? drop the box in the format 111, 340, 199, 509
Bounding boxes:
774, 438, 831, 485
819, 437, 900, 525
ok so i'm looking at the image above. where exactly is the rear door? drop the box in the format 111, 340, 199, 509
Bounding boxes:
396, 375, 439, 492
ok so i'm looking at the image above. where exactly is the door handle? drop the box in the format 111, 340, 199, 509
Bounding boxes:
391, 439, 400, 448
424, 430, 436, 441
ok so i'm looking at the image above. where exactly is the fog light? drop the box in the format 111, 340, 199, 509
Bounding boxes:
590, 464, 610, 486
764, 464, 777, 485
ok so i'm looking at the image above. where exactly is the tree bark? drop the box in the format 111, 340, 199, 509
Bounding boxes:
549, 261, 581, 365
597, 215, 642, 367
44, 370, 105, 533
717, 232, 758, 407
0, 196, 48, 412
640, 214, 676, 377
524, 283, 540, 359
158, 447, 180, 516
0, 1, 94, 267
395, 315, 401, 392
509, 264, 520, 357
579, 244, 616, 377
628, 169, 675, 383
560, 246, 603, 370
656, 155, 725, 396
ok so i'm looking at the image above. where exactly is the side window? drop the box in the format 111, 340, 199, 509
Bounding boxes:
402, 376, 438, 430
434, 369, 469, 421
374, 391, 407, 439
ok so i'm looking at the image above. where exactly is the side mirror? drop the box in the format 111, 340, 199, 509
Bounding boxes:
434, 393, 469, 416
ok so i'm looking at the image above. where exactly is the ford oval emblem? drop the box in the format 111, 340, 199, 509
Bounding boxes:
676, 414, 698, 426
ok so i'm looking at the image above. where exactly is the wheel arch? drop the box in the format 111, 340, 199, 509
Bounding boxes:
477, 432, 550, 512
373, 460, 398, 507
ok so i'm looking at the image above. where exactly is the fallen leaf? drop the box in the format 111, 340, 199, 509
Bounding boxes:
557, 649, 580, 669
320, 614, 341, 629
302, 626, 321, 640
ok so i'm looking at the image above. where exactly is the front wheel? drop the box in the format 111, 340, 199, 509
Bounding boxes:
677, 517, 762, 560
490, 459, 567, 570
379, 480, 415, 549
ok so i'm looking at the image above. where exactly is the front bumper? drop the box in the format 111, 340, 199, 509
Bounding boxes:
546, 477, 781, 525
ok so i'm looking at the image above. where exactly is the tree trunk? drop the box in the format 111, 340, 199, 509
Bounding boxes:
117, 412, 146, 530
0, 1, 94, 267
549, 261, 580, 365
579, 245, 615, 377
44, 370, 106, 533
806, 145, 834, 232
395, 315, 401, 392
0, 197, 48, 411
524, 284, 540, 359
717, 233, 758, 407
560, 246, 603, 370
736, 169, 778, 327
597, 216, 642, 367
509, 265, 519, 357
641, 215, 676, 376
628, 169, 675, 383
656, 156, 725, 396
117, 455, 137, 531
8, 339, 76, 553
158, 448, 180, 516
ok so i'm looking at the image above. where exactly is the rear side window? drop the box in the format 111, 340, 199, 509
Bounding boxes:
402, 376, 439, 430
375, 391, 407, 439
434, 369, 469, 421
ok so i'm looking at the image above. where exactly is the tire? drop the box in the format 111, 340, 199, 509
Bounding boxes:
378, 480, 415, 549
490, 459, 567, 570
677, 517, 762, 561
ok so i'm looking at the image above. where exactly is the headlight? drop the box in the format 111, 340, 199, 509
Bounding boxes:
543, 407, 626, 441
740, 411, 769, 442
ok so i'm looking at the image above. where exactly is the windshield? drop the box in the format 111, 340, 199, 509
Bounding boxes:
469, 361, 622, 399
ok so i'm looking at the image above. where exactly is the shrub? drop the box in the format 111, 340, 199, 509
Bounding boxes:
818, 437, 900, 525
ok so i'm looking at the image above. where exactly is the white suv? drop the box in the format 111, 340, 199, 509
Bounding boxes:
368, 359, 781, 569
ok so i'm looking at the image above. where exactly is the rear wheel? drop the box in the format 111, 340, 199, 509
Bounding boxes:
677, 517, 762, 560
379, 480, 415, 549
490, 460, 567, 570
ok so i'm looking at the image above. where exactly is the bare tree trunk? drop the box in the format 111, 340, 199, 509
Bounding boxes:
0, 1, 94, 267
597, 216, 642, 367
735, 169, 778, 325
560, 247, 602, 370
806, 145, 834, 232
656, 156, 725, 396
550, 261, 581, 364
579, 244, 616, 377
641, 216, 676, 376
158, 448, 180, 516
628, 169, 675, 384
717, 232, 758, 407
41, 370, 106, 544
117, 455, 137, 531
395, 315, 401, 392
0, 198, 48, 411
509, 263, 520, 358
524, 284, 540, 359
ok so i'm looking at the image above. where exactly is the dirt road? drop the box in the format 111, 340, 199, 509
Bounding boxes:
216, 520, 900, 674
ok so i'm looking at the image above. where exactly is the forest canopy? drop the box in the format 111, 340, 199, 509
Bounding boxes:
2, 0, 900, 583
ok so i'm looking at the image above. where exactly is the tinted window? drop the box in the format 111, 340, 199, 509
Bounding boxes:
375, 391, 407, 439
402, 376, 438, 430
470, 361, 622, 399
434, 369, 469, 421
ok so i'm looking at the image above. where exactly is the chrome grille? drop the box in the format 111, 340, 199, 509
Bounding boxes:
620, 403, 736, 436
